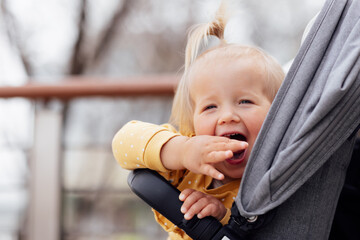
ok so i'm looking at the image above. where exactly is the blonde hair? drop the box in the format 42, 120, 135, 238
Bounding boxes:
170, 1, 285, 136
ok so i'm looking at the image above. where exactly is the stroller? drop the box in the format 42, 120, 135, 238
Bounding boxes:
128, 0, 360, 238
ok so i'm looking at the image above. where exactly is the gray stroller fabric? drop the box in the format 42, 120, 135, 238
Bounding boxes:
237, 0, 360, 231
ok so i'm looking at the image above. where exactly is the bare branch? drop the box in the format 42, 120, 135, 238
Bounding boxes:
69, 0, 87, 75
1, 0, 33, 76
91, 0, 132, 65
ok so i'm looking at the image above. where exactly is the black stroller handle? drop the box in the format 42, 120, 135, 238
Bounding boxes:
127, 169, 223, 240
127, 169, 273, 239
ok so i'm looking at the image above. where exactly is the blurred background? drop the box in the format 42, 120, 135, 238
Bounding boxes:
0, 0, 325, 239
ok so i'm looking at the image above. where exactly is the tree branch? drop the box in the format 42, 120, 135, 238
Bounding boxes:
69, 0, 87, 75
92, 0, 132, 65
1, 0, 33, 76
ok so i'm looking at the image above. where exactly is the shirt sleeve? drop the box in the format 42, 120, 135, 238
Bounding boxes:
112, 120, 180, 172
220, 208, 232, 226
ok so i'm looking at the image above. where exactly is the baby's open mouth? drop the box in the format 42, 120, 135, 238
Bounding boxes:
231, 150, 245, 160
226, 148, 246, 165
227, 133, 247, 142
223, 133, 247, 165
223, 133, 247, 142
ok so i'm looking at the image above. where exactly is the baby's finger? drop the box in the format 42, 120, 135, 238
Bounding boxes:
179, 188, 195, 201
197, 203, 217, 219
226, 140, 248, 153
207, 150, 233, 163
180, 191, 204, 215
184, 197, 208, 220
210, 136, 247, 148
200, 164, 224, 180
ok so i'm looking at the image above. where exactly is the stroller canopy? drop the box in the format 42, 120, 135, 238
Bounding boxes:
237, 0, 360, 220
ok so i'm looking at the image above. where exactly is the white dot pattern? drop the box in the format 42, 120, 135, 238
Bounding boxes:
112, 120, 243, 215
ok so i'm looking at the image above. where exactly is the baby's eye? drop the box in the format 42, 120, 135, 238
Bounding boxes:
204, 105, 216, 111
240, 100, 253, 104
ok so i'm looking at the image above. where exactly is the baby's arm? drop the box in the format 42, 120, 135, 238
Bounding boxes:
161, 135, 248, 180
179, 189, 229, 223
112, 120, 247, 180
112, 120, 180, 171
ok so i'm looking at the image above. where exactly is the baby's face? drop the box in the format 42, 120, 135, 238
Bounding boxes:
190, 56, 272, 183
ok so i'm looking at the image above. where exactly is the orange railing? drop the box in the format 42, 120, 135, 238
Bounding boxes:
0, 75, 178, 99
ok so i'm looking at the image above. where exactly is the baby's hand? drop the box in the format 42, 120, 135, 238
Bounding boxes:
179, 188, 226, 221
181, 135, 248, 180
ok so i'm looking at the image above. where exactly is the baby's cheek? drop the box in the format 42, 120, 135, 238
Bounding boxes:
254, 118, 267, 134
194, 117, 214, 135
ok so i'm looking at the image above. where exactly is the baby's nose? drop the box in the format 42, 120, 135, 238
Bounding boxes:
218, 109, 241, 124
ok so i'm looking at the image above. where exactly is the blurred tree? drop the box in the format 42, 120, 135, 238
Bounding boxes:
0, 0, 324, 79
0, 0, 325, 239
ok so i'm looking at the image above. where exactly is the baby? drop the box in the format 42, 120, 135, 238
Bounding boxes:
112, 2, 284, 239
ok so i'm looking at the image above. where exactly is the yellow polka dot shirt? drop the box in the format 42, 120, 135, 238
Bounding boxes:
112, 120, 240, 240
